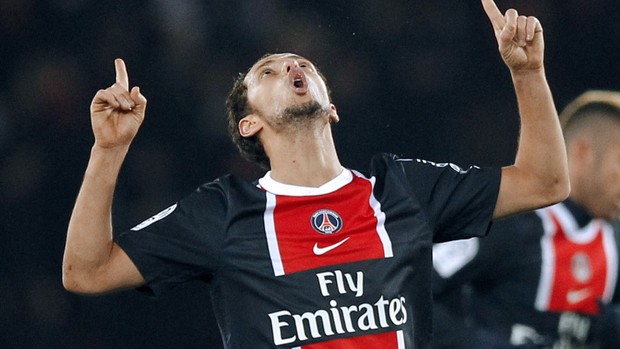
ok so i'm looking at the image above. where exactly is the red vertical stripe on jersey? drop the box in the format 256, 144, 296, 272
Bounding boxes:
272, 175, 388, 275
546, 214, 608, 314
300, 330, 400, 349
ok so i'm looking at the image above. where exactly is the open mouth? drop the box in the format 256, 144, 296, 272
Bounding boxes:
289, 69, 308, 94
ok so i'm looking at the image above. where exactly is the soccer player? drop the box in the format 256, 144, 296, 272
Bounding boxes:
62, 1, 569, 348
432, 90, 620, 348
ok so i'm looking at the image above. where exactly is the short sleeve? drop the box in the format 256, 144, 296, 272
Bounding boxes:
397, 157, 501, 242
115, 181, 227, 296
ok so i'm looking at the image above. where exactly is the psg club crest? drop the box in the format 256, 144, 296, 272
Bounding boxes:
571, 252, 592, 283
311, 209, 343, 234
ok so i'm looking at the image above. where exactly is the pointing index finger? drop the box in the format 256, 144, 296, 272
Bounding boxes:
481, 0, 505, 30
114, 58, 129, 91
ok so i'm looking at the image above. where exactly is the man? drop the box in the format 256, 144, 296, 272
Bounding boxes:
433, 90, 620, 349
63, 1, 569, 348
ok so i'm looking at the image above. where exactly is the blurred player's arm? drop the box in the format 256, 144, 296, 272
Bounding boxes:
480, 0, 570, 218
62, 59, 146, 295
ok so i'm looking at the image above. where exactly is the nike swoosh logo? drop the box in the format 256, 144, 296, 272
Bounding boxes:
566, 288, 591, 304
313, 237, 350, 256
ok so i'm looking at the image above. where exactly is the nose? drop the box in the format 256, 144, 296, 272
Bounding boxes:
283, 60, 300, 73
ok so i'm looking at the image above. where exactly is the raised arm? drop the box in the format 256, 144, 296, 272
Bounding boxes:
62, 59, 147, 294
481, 0, 570, 218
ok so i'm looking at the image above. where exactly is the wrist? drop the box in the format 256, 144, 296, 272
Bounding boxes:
510, 67, 546, 80
91, 143, 130, 158
84, 145, 130, 184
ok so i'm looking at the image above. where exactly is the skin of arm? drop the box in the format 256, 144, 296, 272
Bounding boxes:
480, 0, 570, 218
62, 59, 147, 294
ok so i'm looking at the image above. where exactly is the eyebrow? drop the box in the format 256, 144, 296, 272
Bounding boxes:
252, 54, 308, 73
254, 59, 275, 73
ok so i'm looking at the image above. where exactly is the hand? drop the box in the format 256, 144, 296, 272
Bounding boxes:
481, 0, 544, 72
90, 59, 147, 149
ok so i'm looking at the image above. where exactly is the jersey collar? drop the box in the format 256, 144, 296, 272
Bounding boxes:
258, 167, 352, 196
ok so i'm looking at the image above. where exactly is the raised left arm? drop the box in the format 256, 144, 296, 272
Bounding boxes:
481, 0, 570, 218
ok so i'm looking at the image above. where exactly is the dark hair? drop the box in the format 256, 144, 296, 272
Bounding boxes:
226, 71, 270, 170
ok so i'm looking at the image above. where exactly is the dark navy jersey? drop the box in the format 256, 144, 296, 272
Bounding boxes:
433, 200, 620, 348
116, 153, 500, 349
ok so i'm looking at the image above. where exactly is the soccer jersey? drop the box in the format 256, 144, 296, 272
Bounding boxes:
116, 153, 500, 349
433, 200, 620, 348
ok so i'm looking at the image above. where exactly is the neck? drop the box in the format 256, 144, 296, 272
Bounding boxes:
264, 122, 342, 187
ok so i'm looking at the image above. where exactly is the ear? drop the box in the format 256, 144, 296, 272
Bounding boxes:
574, 138, 592, 157
238, 114, 262, 137
329, 104, 340, 124
568, 138, 594, 167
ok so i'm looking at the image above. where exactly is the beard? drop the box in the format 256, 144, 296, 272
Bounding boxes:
279, 100, 328, 123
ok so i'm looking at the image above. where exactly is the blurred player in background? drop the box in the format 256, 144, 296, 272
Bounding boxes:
433, 90, 620, 349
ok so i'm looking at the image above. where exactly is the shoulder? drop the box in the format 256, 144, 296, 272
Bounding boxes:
179, 174, 265, 211
369, 153, 500, 190
195, 173, 261, 195
372, 152, 496, 175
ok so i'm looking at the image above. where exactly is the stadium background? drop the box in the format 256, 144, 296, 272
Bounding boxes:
0, 0, 618, 348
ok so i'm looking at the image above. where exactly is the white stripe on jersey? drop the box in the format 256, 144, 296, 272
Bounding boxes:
264, 192, 285, 277
602, 223, 619, 301
397, 330, 405, 349
352, 170, 393, 258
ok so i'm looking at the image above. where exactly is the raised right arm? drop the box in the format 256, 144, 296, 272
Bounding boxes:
62, 59, 147, 295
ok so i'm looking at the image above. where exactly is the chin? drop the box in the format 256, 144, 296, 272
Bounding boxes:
281, 100, 326, 121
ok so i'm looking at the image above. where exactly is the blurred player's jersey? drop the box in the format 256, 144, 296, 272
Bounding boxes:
433, 200, 620, 348
117, 153, 500, 349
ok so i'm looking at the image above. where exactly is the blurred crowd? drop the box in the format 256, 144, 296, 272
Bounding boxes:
0, 0, 618, 348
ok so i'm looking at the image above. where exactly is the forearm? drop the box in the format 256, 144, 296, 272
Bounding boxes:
512, 68, 567, 184
495, 69, 569, 217
63, 145, 129, 290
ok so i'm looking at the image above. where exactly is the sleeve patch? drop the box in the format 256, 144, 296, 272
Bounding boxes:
432, 238, 479, 278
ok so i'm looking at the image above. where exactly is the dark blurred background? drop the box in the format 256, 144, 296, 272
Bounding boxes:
0, 0, 618, 348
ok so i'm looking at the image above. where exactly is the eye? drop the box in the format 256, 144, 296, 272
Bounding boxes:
261, 69, 274, 77
299, 62, 315, 73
